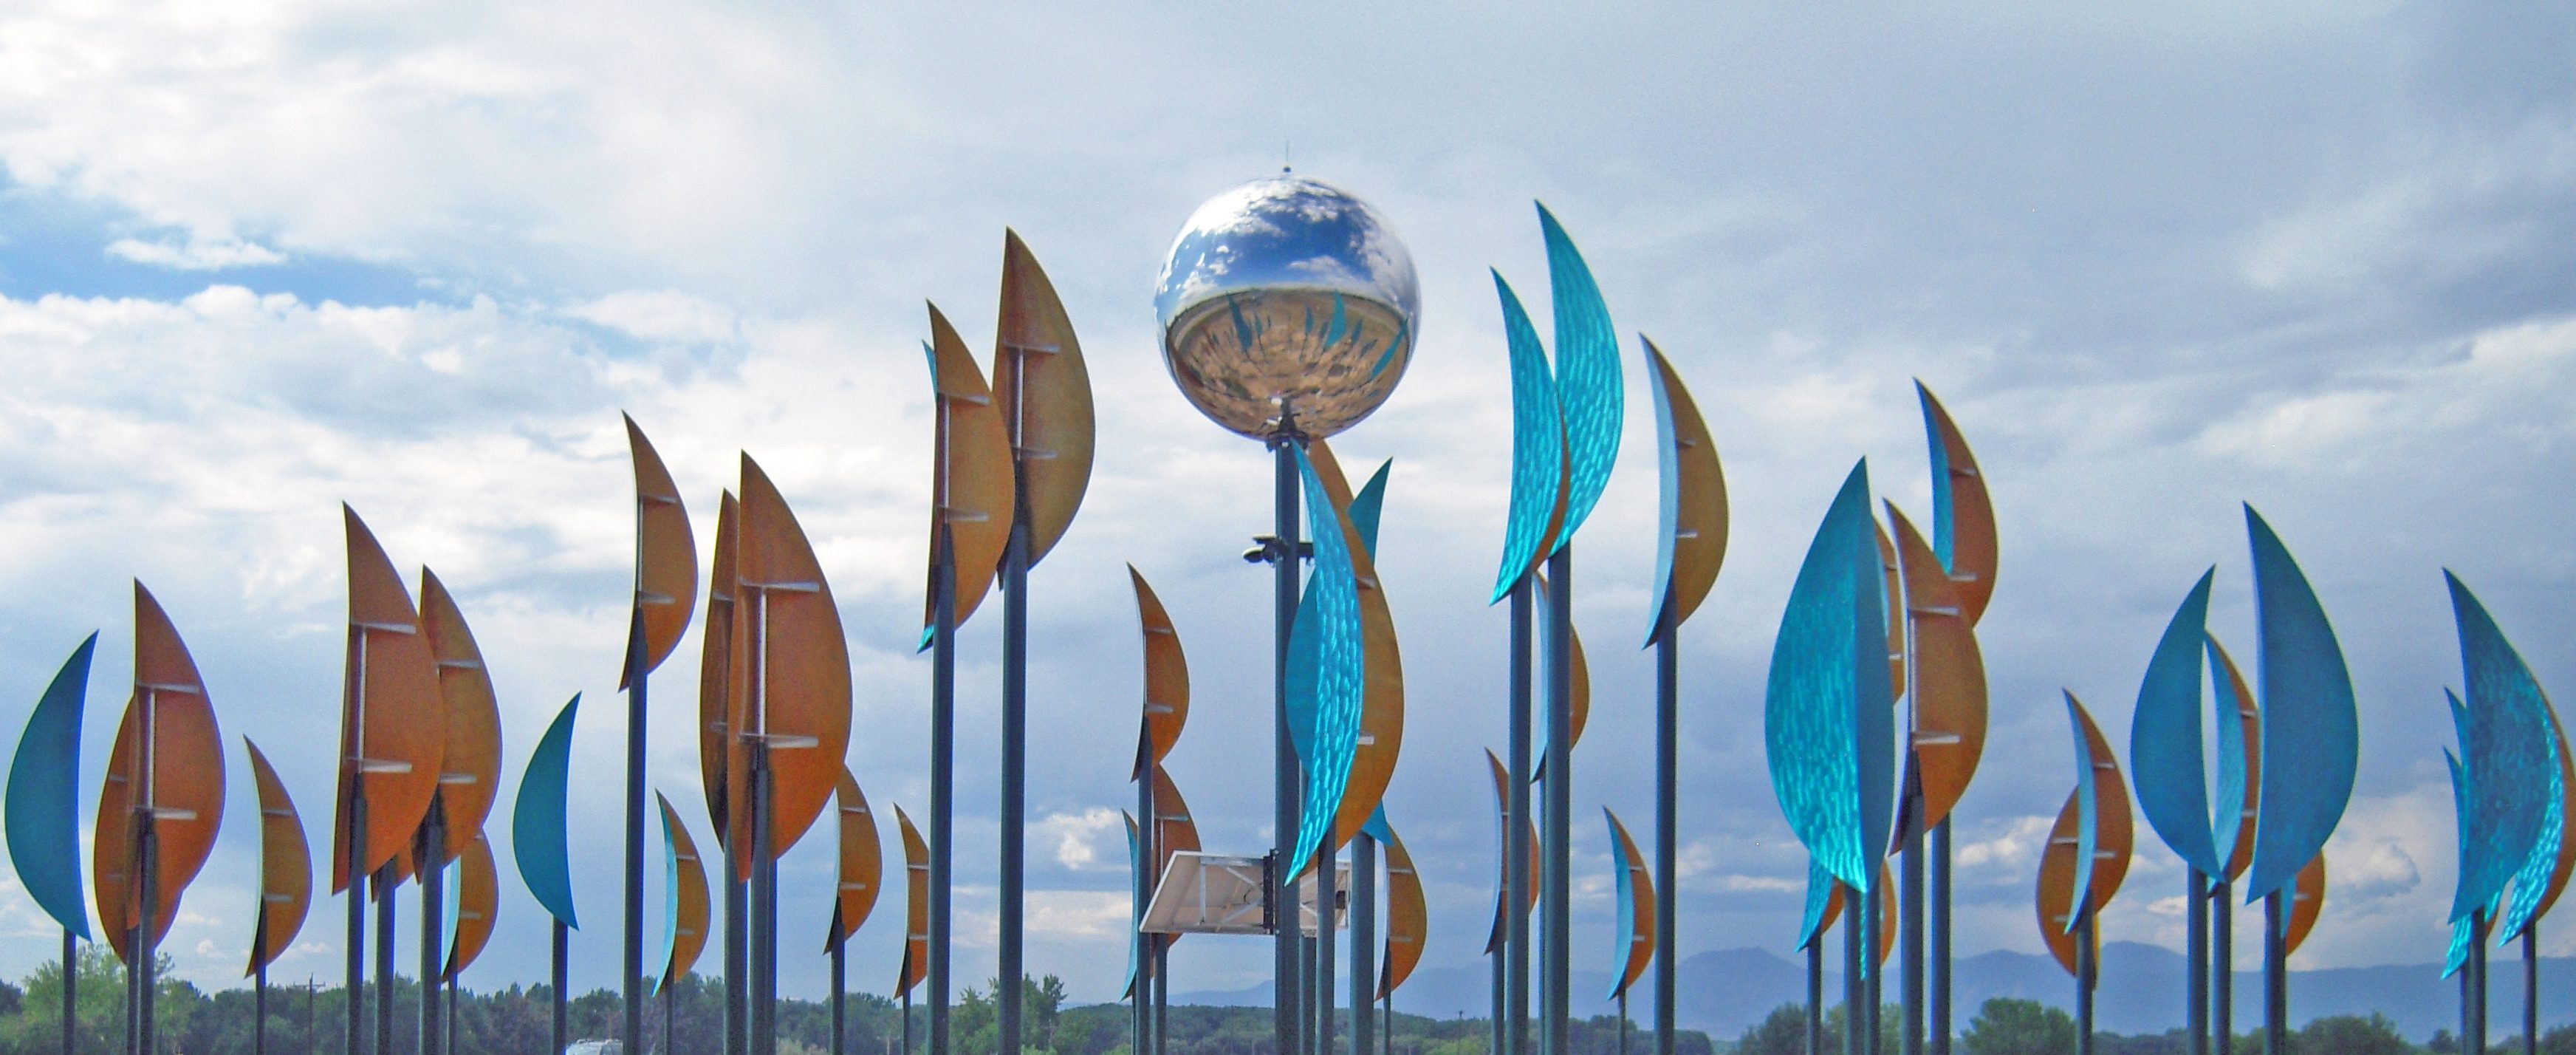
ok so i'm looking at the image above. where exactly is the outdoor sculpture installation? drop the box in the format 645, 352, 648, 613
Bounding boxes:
2035, 694, 2133, 1055
95, 584, 225, 1055
7, 635, 96, 1055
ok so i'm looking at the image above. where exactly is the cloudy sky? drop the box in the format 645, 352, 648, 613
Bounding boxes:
0, 0, 2569, 1020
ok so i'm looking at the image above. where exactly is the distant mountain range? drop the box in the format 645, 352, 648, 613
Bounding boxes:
1172, 942, 2576, 1042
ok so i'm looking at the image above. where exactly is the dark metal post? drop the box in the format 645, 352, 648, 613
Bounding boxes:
2188, 870, 2207, 1055
1902, 816, 1922, 1055
2213, 881, 2233, 1054
830, 927, 846, 1055
1000, 518, 1030, 1055
2075, 909, 2094, 1055
1544, 547, 1574, 1055
1806, 939, 1823, 1055
1620, 993, 1631, 1055
2527, 927, 2540, 1055
417, 805, 445, 1055
1930, 820, 1950, 1055
1136, 772, 1152, 1055
1154, 936, 1168, 1055
752, 754, 778, 1054
625, 607, 648, 1055
1320, 820, 1337, 1055
1355, 833, 1377, 1055
62, 928, 75, 1055
552, 921, 569, 1055
137, 824, 157, 1055
1491, 946, 1505, 1055
256, 965, 268, 1055
2473, 909, 2490, 1054
347, 783, 368, 1055
1864, 878, 1883, 1055
372, 864, 394, 1055
928, 528, 956, 1055
1507, 572, 1532, 1055
724, 859, 745, 1055
2263, 892, 2285, 1055
902, 989, 912, 1055
1843, 895, 1863, 1055
1271, 435, 1304, 1055
1654, 587, 1678, 1055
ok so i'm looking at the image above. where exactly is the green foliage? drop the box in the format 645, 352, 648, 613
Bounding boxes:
1962, 998, 2075, 1055
2292, 1014, 2414, 1055
1733, 1001, 1897, 1055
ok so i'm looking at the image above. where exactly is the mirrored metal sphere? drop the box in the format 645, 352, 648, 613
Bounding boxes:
1155, 175, 1420, 440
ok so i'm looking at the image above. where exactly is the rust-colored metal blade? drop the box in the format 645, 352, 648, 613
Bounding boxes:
832, 768, 884, 943
334, 508, 445, 891
1888, 505, 1988, 830
96, 583, 228, 961
1129, 566, 1190, 782
420, 568, 502, 859
1306, 440, 1405, 849
1877, 520, 1906, 695
727, 455, 853, 881
2035, 790, 2085, 977
244, 739, 312, 975
655, 792, 710, 990
1640, 339, 1728, 640
1378, 824, 1427, 1000
1148, 763, 1202, 950
2073, 695, 2135, 908
625, 414, 699, 681
443, 832, 499, 981
992, 231, 1095, 565
699, 491, 739, 844
924, 302, 1016, 635
92, 706, 134, 960
1607, 809, 1657, 999
896, 805, 930, 996
2210, 638, 2262, 883
1479, 748, 1541, 956
2284, 853, 2326, 957
1918, 383, 1998, 625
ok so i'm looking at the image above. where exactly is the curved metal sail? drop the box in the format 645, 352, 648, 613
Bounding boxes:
895, 805, 930, 997
1887, 505, 1986, 830
421, 569, 503, 860
1149, 765, 1202, 872
2208, 638, 2262, 881
1484, 750, 1538, 954
245, 740, 312, 974
699, 491, 738, 840
2243, 507, 2358, 901
2445, 573, 2555, 921
1289, 443, 1364, 873
2445, 742, 2481, 978
1378, 822, 1426, 1000
729, 454, 854, 873
8, 634, 95, 938
1532, 573, 1591, 768
513, 695, 580, 927
1764, 462, 1898, 893
624, 414, 699, 680
831, 769, 884, 945
1536, 203, 1620, 553
922, 303, 1017, 637
1605, 809, 1657, 1000
2037, 693, 2133, 975
2501, 710, 2575, 940
1796, 864, 1897, 963
95, 583, 227, 962
655, 793, 710, 991
1640, 338, 1727, 645
2132, 572, 2224, 875
1293, 440, 1405, 848
1128, 566, 1190, 782
2285, 854, 2326, 957
1916, 383, 1997, 624
1876, 522, 1905, 697
992, 230, 1095, 565
1489, 271, 1566, 602
444, 833, 499, 981
335, 508, 445, 891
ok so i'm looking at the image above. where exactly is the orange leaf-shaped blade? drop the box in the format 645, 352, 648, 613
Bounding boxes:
1607, 810, 1657, 1000
1640, 340, 1728, 640
727, 456, 853, 880
654, 793, 709, 991
443, 832, 499, 981
1377, 826, 1427, 1000
626, 414, 699, 680
1150, 764, 1202, 878
2284, 853, 2326, 957
832, 769, 884, 944
2035, 791, 2087, 977
699, 491, 739, 844
896, 805, 930, 996
2075, 697, 2135, 907
420, 569, 502, 859
334, 508, 445, 892
1918, 383, 1998, 625
924, 303, 1015, 635
1482, 749, 1539, 955
1307, 440, 1405, 848
95, 583, 227, 963
1129, 566, 1190, 781
244, 740, 312, 976
992, 231, 1095, 565
1877, 521, 1905, 695
1888, 505, 1988, 830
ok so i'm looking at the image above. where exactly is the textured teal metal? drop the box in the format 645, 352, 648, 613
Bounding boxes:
1352, 460, 1390, 554
2446, 573, 2555, 923
513, 694, 581, 928
2443, 746, 2475, 978
1606, 808, 1639, 1000
6, 634, 95, 938
2206, 637, 2251, 877
1764, 462, 1897, 893
2499, 727, 2565, 941
1490, 271, 1563, 604
2068, 692, 2100, 932
2243, 507, 2358, 902
1538, 205, 1620, 553
1919, 385, 1958, 570
2131, 572, 2224, 876
1797, 857, 1836, 952
1363, 805, 1394, 844
1290, 445, 1365, 874
1287, 458, 1393, 768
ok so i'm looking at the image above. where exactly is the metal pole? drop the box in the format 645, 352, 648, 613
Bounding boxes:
1654, 588, 1678, 1055
138, 824, 157, 1055
2075, 909, 2094, 1055
308, 977, 317, 1055
928, 528, 956, 1055
347, 782, 368, 1055
902, 989, 912, 1055
2473, 909, 2490, 1055
445, 975, 456, 1055
2527, 927, 2540, 1055
625, 608, 649, 1055
1508, 573, 1534, 1055
1843, 894, 1862, 1055
1154, 935, 1168, 1055
256, 966, 268, 1055
372, 863, 394, 1055
1491, 946, 1505, 1055
2188, 870, 2207, 1055
1863, 878, 1882, 1055
1136, 772, 1152, 1055
1806, 939, 1823, 1055
1320, 822, 1337, 1055
1272, 434, 1304, 1055
752, 754, 778, 1054
2213, 880, 2232, 1054
1355, 833, 1377, 1055
123, 921, 136, 1055
1902, 813, 1922, 1055
417, 806, 445, 1055
1930, 819, 1950, 1055
2263, 892, 2285, 1055
2463, 957, 2476, 1055
62, 928, 75, 1055
999, 517, 1030, 1055
830, 927, 846, 1055
1620, 993, 1630, 1055
664, 978, 675, 1055
724, 864, 746, 1055
1544, 547, 1574, 1055
552, 920, 569, 1055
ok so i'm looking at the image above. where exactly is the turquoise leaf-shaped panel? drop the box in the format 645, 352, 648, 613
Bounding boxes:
2068, 692, 2100, 931
1363, 805, 1394, 844
659, 804, 682, 986
2499, 725, 2566, 940
1285, 458, 1394, 768
1764, 461, 1897, 892
1538, 205, 1620, 553
1797, 856, 1837, 951
513, 694, 581, 928
1490, 271, 1563, 603
2131, 572, 2223, 876
2447, 573, 2556, 921
2243, 507, 2358, 901
1642, 340, 1685, 644
6, 634, 95, 938
1607, 808, 1637, 998
1290, 445, 1366, 874
1351, 460, 1390, 555
1920, 387, 1959, 570
2207, 638, 2251, 878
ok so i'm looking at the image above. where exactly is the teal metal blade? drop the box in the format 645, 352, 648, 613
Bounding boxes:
2499, 725, 2565, 940
2207, 637, 2251, 876
2447, 573, 2555, 922
660, 803, 683, 987
1764, 461, 1897, 892
1289, 445, 1366, 874
1797, 857, 1837, 951
1490, 271, 1563, 603
512, 694, 581, 928
1606, 808, 1638, 1000
2068, 692, 2100, 932
2131, 572, 2224, 876
1538, 204, 1620, 553
2242, 507, 2358, 902
6, 633, 95, 938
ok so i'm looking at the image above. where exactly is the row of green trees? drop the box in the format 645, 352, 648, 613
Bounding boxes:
1733, 998, 2576, 1055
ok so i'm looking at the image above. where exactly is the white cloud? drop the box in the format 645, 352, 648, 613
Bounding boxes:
105, 234, 287, 270
1032, 807, 1123, 873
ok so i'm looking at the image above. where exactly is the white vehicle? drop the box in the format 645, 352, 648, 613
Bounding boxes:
565, 1042, 622, 1055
